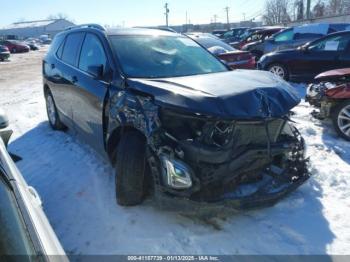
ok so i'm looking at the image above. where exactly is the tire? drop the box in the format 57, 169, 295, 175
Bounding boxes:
251, 50, 263, 61
331, 100, 350, 141
267, 63, 289, 80
114, 131, 146, 206
45, 90, 66, 130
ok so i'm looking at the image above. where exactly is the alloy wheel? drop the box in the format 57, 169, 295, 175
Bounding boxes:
338, 104, 350, 138
46, 95, 56, 125
269, 65, 285, 79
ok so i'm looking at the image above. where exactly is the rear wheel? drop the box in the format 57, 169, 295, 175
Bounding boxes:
332, 101, 350, 141
45, 90, 66, 130
114, 131, 147, 206
268, 63, 289, 80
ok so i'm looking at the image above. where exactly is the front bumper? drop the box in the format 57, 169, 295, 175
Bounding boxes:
155, 165, 309, 213
0, 52, 10, 60
151, 126, 310, 212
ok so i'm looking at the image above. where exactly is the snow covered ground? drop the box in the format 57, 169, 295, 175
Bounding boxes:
1, 49, 350, 255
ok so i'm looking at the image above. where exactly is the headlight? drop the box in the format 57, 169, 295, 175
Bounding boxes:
161, 156, 193, 189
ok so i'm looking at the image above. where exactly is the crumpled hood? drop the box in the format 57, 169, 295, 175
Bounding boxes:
127, 70, 300, 119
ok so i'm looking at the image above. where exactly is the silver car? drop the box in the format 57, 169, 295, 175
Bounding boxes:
0, 109, 67, 260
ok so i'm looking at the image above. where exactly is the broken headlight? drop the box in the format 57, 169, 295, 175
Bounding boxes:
161, 156, 193, 189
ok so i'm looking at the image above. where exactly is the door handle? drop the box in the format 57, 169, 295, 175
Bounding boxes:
51, 63, 55, 69
71, 76, 78, 84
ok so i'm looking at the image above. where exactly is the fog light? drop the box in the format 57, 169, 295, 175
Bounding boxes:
161, 156, 193, 189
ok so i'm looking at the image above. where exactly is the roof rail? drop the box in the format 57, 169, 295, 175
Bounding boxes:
65, 24, 106, 31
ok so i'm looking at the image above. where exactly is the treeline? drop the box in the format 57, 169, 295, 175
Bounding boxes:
263, 0, 350, 25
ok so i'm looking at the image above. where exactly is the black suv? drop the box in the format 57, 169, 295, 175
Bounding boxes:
43, 24, 309, 211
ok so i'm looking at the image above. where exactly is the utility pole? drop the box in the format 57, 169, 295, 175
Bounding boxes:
213, 14, 218, 24
224, 6, 230, 29
306, 0, 311, 19
243, 13, 246, 21
164, 3, 169, 27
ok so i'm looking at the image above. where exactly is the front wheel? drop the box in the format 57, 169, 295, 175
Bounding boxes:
45, 90, 66, 130
114, 131, 147, 206
332, 101, 350, 141
268, 63, 289, 80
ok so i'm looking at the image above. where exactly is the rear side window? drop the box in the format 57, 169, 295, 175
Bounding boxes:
78, 33, 107, 72
274, 29, 293, 42
61, 32, 85, 66
48, 33, 65, 58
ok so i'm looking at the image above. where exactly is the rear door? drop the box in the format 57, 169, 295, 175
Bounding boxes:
71, 33, 111, 152
52, 32, 85, 127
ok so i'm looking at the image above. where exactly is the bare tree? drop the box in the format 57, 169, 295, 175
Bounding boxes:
295, 0, 304, 20
47, 13, 74, 23
313, 0, 326, 17
263, 0, 292, 25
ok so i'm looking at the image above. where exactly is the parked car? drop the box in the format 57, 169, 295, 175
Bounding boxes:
25, 40, 40, 50
0, 45, 10, 61
232, 27, 285, 50
212, 29, 227, 38
0, 40, 30, 53
258, 31, 350, 81
43, 25, 309, 211
222, 27, 250, 43
0, 109, 67, 259
185, 32, 220, 40
188, 34, 256, 69
306, 68, 350, 140
243, 23, 350, 59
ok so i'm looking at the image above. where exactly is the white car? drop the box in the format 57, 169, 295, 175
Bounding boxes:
0, 109, 67, 260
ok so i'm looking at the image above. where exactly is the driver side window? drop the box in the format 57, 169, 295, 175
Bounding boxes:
79, 33, 107, 73
309, 34, 350, 52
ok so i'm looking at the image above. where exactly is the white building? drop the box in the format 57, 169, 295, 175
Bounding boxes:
0, 19, 75, 39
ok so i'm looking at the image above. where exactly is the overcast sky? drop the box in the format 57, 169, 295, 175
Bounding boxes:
0, 0, 265, 28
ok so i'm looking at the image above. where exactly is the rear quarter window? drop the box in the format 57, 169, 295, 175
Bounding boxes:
61, 32, 85, 66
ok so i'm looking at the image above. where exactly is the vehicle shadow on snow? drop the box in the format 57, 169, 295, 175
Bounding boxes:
320, 120, 350, 164
8, 121, 336, 255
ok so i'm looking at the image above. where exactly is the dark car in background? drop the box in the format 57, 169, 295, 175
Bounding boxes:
258, 31, 350, 81
188, 34, 256, 69
222, 27, 249, 43
0, 45, 10, 61
232, 27, 285, 50
212, 29, 227, 38
42, 25, 309, 211
25, 40, 40, 50
306, 68, 350, 140
244, 23, 350, 60
0, 40, 30, 53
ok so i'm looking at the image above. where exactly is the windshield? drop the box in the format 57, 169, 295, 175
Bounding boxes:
109, 35, 228, 78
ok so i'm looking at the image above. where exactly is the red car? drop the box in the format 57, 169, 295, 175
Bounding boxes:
306, 68, 350, 140
189, 35, 256, 69
0, 40, 30, 53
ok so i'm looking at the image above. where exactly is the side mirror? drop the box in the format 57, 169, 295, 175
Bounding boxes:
0, 109, 9, 129
87, 65, 104, 79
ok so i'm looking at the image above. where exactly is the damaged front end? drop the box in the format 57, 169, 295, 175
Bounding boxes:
110, 71, 310, 211
306, 68, 350, 119
146, 108, 309, 211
